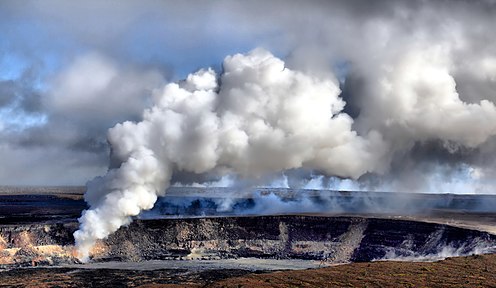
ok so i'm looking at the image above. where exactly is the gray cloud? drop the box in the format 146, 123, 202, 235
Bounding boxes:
0, 80, 16, 107
1, 0, 496, 190
0, 52, 164, 185
0, 144, 106, 186
44, 53, 163, 130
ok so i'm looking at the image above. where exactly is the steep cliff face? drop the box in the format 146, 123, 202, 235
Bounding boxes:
100, 216, 366, 262
0, 216, 495, 268
0, 222, 77, 266
100, 216, 495, 263
352, 218, 496, 261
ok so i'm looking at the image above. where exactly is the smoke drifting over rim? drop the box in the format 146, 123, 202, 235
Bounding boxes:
76, 44, 496, 260
50, 0, 496, 260
74, 49, 384, 260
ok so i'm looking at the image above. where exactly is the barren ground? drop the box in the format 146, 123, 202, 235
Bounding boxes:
1, 254, 495, 287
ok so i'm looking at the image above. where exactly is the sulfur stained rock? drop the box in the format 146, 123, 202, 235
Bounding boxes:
0, 235, 7, 250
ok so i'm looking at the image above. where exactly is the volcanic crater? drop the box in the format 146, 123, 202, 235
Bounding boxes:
1, 187, 496, 286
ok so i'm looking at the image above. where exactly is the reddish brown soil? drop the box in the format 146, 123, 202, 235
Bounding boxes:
1, 254, 495, 287
206, 254, 496, 288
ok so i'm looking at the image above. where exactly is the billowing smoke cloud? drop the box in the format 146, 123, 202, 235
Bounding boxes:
74, 42, 496, 259
74, 49, 389, 260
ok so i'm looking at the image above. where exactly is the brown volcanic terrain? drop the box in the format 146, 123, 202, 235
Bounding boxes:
211, 254, 496, 288
1, 254, 495, 287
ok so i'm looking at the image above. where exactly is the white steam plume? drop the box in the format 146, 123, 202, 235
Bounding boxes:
74, 44, 496, 260
74, 49, 387, 261
355, 45, 496, 149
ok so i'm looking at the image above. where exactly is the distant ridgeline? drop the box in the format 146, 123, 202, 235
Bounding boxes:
141, 187, 496, 218
0, 186, 85, 195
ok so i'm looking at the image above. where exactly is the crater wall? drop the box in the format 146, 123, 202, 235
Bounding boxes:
1, 216, 495, 267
